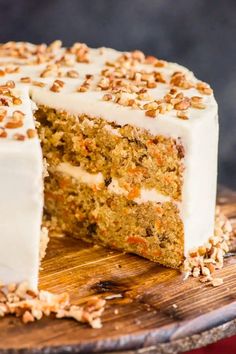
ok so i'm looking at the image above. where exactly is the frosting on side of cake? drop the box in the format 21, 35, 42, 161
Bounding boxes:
0, 140, 43, 289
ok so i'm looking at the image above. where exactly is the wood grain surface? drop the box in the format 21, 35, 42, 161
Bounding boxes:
0, 186, 235, 354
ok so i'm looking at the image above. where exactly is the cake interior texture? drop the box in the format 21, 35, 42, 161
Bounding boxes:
36, 107, 184, 268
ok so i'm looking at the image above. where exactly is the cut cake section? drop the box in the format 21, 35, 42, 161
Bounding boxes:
36, 107, 185, 267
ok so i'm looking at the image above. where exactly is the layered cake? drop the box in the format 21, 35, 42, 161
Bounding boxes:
0, 41, 219, 289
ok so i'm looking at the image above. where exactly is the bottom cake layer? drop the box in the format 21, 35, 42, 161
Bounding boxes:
44, 169, 184, 268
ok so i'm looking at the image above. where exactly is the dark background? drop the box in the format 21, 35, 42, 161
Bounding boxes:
0, 0, 235, 189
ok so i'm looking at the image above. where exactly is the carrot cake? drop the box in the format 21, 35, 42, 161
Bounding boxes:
0, 41, 219, 289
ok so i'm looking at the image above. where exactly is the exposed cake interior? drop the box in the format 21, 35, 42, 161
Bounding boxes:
36, 107, 185, 267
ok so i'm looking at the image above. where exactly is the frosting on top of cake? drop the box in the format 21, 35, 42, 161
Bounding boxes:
0, 41, 217, 143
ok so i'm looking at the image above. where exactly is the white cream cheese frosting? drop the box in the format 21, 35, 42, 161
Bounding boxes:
0, 42, 218, 287
56, 162, 172, 205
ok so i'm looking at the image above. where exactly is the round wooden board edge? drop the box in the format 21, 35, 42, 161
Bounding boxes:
1, 318, 236, 354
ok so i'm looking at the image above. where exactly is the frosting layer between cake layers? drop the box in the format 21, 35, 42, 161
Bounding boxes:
0, 42, 218, 287
56, 162, 172, 205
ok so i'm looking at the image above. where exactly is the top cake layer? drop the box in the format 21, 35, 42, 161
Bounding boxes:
0, 41, 217, 144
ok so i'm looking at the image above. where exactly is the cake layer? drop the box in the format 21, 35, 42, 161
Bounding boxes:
44, 168, 184, 268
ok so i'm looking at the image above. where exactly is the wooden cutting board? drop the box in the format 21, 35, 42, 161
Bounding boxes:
0, 186, 236, 354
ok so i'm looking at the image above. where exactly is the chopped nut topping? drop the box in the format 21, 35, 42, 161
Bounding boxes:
137, 92, 153, 101
32, 81, 46, 88
40, 64, 58, 78
198, 246, 206, 256
0, 97, 12, 106
145, 109, 158, 118
191, 96, 202, 102
164, 94, 172, 103
170, 88, 178, 95
193, 267, 200, 278
48, 40, 62, 51
77, 85, 88, 93
20, 77, 32, 83
27, 128, 37, 139
176, 92, 184, 100
154, 72, 166, 83
147, 82, 157, 89
183, 209, 232, 287
143, 102, 158, 110
8, 283, 16, 292
144, 55, 158, 65
13, 110, 25, 120
5, 80, 15, 88
98, 77, 110, 90
22, 310, 35, 324
131, 50, 145, 62
102, 93, 113, 101
5, 120, 23, 129
196, 82, 213, 95
5, 66, 20, 74
85, 74, 94, 80
174, 98, 190, 110
202, 266, 211, 277
13, 133, 26, 141
154, 59, 167, 67
4, 110, 25, 129
191, 101, 206, 109
56, 54, 75, 67
12, 97, 22, 105
50, 79, 65, 92
190, 95, 206, 109
69, 42, 90, 63
114, 91, 134, 106
0, 282, 106, 329
177, 111, 189, 120
0, 41, 216, 133
206, 262, 215, 273
77, 75, 93, 93
171, 71, 193, 89
0, 127, 7, 138
0, 108, 7, 122
67, 70, 79, 78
